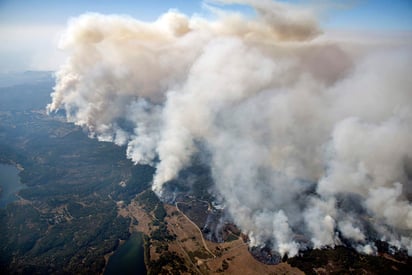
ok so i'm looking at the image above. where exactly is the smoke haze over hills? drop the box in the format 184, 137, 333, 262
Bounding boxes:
47, 0, 412, 257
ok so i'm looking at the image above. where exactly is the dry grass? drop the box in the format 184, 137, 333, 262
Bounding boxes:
119, 196, 304, 274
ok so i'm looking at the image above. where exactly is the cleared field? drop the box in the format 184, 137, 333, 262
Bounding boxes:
121, 194, 303, 274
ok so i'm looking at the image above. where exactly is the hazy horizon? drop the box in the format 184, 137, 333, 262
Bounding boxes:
0, 0, 411, 72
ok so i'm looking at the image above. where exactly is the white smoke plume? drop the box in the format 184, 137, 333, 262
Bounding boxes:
47, 1, 412, 257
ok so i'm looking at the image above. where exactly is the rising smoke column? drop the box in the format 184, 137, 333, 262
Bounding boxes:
48, 0, 412, 257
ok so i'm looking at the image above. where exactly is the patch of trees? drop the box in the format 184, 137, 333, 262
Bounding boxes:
151, 223, 175, 242
154, 204, 167, 220
137, 190, 161, 213
110, 164, 155, 203
148, 252, 187, 275
287, 246, 412, 275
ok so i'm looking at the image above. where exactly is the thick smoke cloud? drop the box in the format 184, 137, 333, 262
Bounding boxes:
47, 0, 412, 257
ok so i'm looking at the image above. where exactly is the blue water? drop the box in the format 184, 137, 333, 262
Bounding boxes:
0, 163, 25, 208
104, 232, 147, 275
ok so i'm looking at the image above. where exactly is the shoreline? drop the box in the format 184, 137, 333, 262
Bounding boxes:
0, 160, 24, 172
143, 234, 150, 272
0, 161, 27, 208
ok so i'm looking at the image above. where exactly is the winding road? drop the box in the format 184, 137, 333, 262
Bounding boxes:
175, 201, 217, 258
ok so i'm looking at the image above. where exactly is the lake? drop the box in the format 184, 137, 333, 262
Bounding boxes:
104, 232, 147, 275
0, 163, 25, 208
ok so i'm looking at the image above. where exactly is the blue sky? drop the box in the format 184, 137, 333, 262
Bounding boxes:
0, 0, 411, 72
0, 0, 206, 24
324, 0, 412, 30
1, 0, 411, 29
